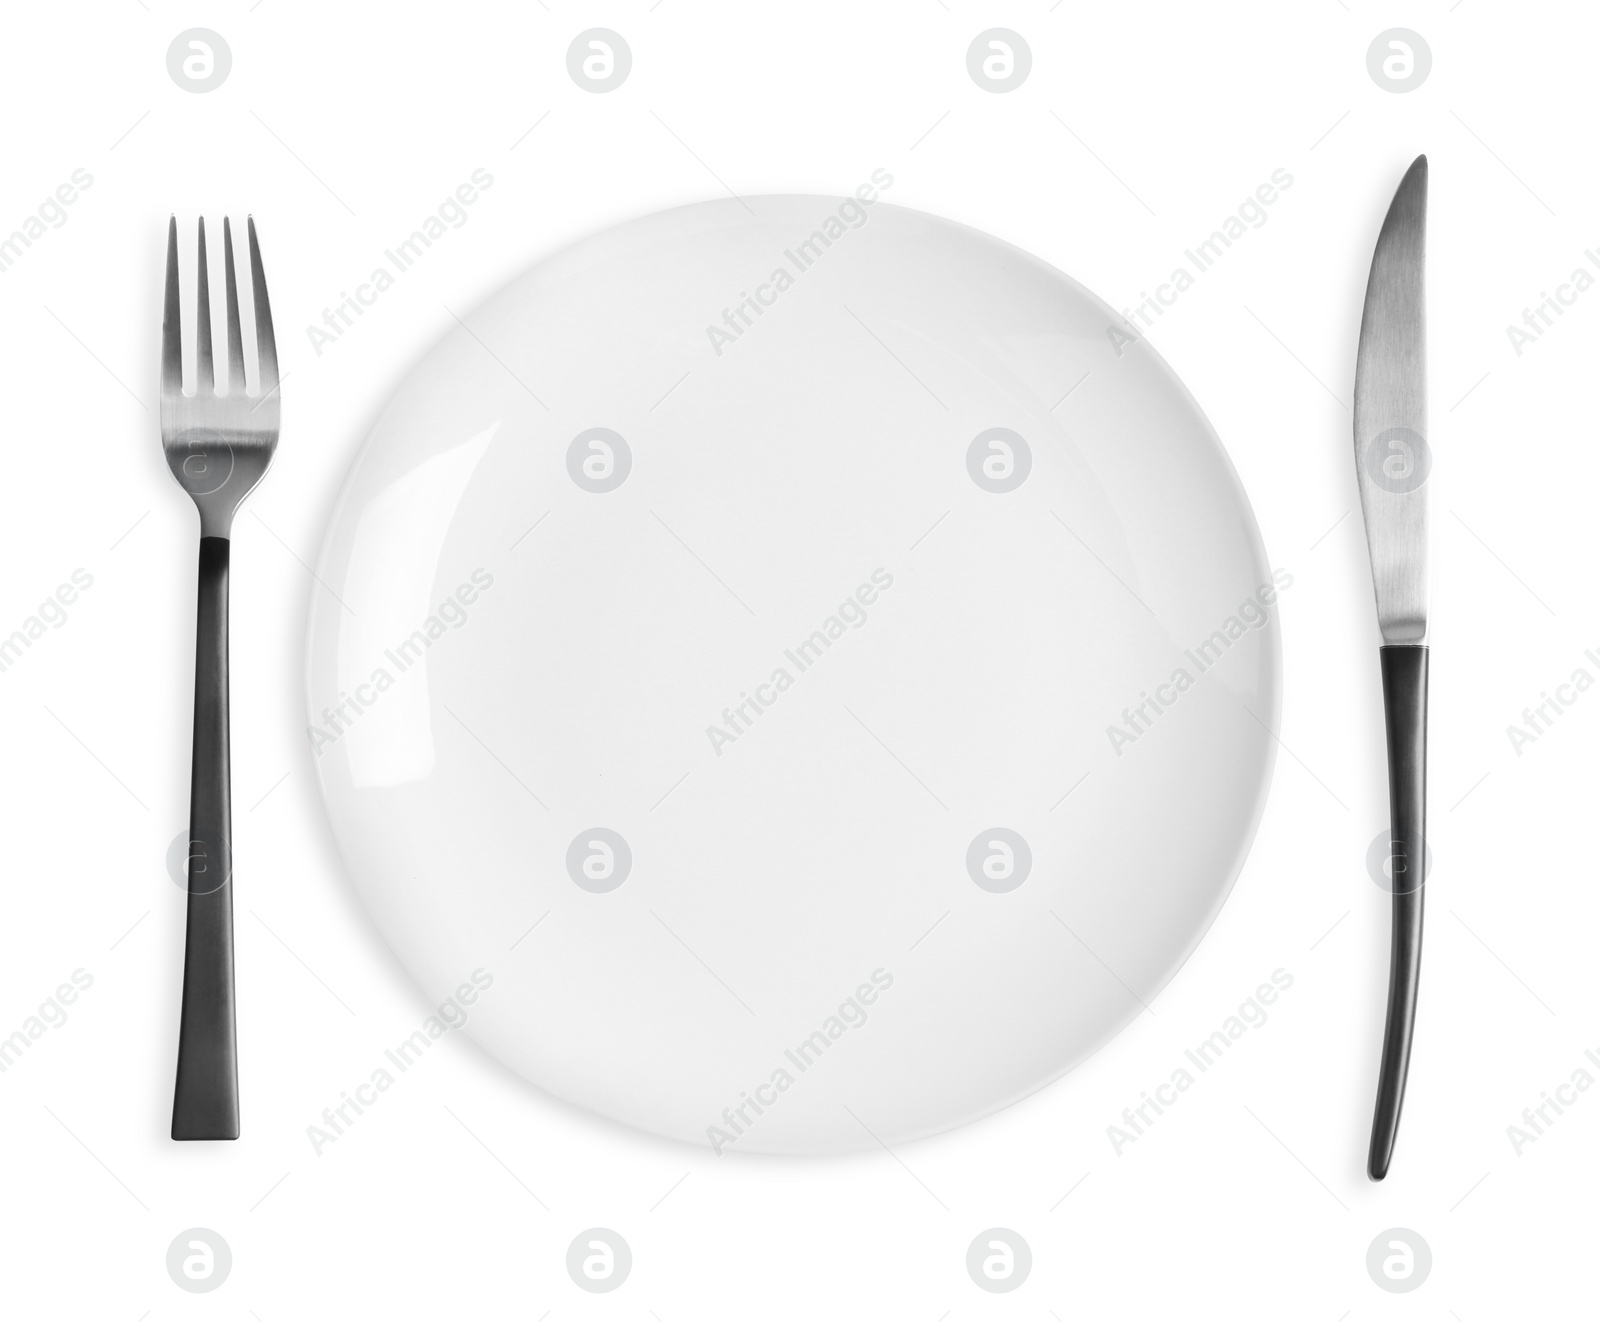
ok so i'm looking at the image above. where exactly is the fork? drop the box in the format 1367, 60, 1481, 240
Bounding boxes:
162, 215, 279, 1140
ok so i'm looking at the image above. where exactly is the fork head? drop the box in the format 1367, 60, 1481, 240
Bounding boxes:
160, 215, 280, 538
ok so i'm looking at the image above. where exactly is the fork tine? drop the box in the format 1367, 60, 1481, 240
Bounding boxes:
222, 218, 245, 394
247, 217, 277, 397
162, 216, 182, 398
195, 218, 213, 393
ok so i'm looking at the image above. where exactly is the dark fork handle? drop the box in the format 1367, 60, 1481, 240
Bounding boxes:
172, 536, 239, 1140
1367, 644, 1427, 1180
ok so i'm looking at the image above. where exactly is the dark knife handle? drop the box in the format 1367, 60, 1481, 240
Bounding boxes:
172, 536, 239, 1141
1368, 643, 1427, 1180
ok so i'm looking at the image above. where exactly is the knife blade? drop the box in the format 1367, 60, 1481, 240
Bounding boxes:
1353, 153, 1429, 1182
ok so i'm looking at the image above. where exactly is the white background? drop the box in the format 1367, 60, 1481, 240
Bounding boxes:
0, 0, 1595, 1315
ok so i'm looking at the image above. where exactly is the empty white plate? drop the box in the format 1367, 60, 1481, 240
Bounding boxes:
307, 195, 1280, 1154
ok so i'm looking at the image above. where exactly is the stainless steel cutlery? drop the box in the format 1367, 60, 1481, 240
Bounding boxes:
162, 216, 279, 1140
1352, 156, 1429, 1181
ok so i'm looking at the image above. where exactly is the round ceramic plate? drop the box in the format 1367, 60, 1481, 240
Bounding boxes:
307, 195, 1280, 1154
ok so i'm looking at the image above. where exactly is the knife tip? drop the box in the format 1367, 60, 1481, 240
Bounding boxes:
1386, 154, 1428, 219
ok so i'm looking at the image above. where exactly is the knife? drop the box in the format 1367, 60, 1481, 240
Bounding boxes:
1353, 154, 1429, 1181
